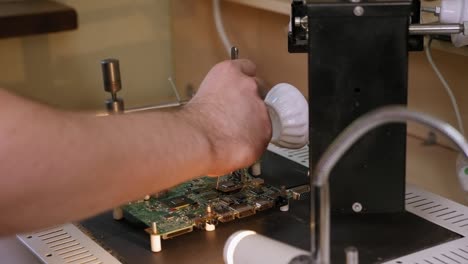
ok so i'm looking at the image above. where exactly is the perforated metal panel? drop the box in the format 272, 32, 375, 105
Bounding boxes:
267, 144, 309, 168
17, 223, 121, 264
405, 186, 468, 236
383, 186, 468, 264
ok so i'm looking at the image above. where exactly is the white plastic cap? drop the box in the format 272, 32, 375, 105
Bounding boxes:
150, 234, 162, 252
112, 207, 123, 220
280, 204, 290, 212
264, 83, 309, 149
205, 222, 216, 232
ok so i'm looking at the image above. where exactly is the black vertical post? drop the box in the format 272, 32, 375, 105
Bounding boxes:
293, 0, 413, 214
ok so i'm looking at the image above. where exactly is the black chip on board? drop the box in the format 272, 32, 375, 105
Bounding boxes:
162, 196, 195, 210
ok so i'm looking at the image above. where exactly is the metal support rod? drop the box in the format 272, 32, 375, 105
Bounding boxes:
231, 46, 239, 60
294, 19, 464, 36
168, 77, 182, 103
345, 247, 359, 264
96, 101, 188, 117
311, 106, 468, 264
124, 101, 187, 114
409, 24, 464, 35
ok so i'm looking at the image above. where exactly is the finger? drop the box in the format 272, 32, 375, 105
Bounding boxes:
231, 59, 257, 77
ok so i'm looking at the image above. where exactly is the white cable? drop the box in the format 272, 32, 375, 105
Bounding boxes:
213, 0, 233, 57
425, 37, 465, 136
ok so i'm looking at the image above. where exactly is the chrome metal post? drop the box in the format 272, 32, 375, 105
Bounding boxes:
409, 24, 464, 35
311, 106, 468, 264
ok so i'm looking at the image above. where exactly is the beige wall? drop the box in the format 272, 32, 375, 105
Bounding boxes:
171, 0, 468, 203
171, 0, 468, 135
0, 0, 174, 111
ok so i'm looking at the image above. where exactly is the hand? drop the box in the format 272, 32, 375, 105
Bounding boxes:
183, 60, 272, 175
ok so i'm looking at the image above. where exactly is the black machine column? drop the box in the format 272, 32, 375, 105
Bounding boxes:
290, 0, 419, 214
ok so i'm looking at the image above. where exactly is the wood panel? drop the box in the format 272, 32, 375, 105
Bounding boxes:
171, 0, 468, 146
0, 1, 77, 39
171, 0, 307, 98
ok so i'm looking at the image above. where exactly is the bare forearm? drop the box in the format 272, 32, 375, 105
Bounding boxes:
0, 90, 212, 235
0, 59, 272, 235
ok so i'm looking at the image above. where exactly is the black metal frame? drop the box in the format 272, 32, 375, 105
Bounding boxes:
290, 0, 422, 214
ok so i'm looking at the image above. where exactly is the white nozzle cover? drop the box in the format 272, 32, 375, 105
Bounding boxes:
440, 0, 468, 47
223, 230, 309, 264
264, 83, 309, 149
205, 222, 216, 232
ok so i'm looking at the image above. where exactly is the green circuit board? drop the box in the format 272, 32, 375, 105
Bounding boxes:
122, 169, 291, 239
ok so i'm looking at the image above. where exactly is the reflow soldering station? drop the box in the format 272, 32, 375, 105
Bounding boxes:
14, 0, 468, 263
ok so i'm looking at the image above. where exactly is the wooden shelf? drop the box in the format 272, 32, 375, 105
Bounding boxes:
0, 0, 77, 39
226, 0, 290, 15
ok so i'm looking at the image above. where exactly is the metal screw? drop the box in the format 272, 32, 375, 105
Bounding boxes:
421, 6, 441, 16
350, 0, 361, 3
231, 46, 239, 60
352, 202, 363, 213
294, 16, 308, 29
294, 17, 302, 27
151, 222, 158, 234
353, 6, 364, 16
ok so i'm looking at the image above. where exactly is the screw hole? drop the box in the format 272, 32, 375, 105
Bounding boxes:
396, 261, 403, 264
26, 236, 32, 239
354, 87, 361, 94
46, 253, 52, 257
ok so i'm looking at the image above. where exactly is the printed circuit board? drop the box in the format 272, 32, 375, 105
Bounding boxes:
122, 169, 292, 239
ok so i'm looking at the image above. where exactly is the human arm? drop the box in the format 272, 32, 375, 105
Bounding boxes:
0, 59, 271, 235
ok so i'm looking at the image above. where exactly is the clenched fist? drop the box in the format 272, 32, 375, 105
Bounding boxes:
183, 59, 272, 175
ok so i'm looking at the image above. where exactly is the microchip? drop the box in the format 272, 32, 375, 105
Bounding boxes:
250, 188, 264, 195
217, 180, 243, 193
234, 193, 247, 201
202, 192, 218, 201
220, 196, 235, 205
192, 188, 210, 195
162, 196, 195, 210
